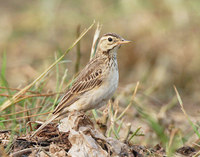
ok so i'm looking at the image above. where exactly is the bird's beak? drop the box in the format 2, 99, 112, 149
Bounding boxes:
117, 39, 132, 45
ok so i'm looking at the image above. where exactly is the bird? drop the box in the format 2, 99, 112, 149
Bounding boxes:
31, 33, 131, 137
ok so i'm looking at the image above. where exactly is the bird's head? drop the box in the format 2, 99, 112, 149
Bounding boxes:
97, 33, 131, 53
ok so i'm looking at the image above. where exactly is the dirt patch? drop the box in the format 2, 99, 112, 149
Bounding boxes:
0, 112, 198, 157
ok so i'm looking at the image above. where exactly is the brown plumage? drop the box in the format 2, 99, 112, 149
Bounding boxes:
31, 33, 130, 137
53, 57, 105, 115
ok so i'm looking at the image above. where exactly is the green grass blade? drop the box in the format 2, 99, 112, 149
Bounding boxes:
0, 21, 95, 112
174, 86, 200, 138
1, 51, 7, 86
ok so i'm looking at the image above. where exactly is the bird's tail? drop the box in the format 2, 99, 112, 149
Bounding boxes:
31, 114, 58, 137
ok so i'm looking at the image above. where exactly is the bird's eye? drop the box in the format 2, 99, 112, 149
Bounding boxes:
108, 37, 113, 42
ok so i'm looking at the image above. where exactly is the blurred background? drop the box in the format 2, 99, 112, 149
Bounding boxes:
1, 0, 200, 106
0, 0, 200, 149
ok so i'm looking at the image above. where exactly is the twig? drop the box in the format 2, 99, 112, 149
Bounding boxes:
0, 106, 42, 117
0, 92, 63, 98
10, 146, 49, 157
0, 86, 39, 94
0, 130, 11, 133
40, 147, 52, 157
0, 112, 51, 123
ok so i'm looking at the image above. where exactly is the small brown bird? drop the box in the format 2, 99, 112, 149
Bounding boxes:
31, 33, 131, 137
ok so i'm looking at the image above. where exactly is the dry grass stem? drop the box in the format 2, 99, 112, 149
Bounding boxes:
116, 81, 139, 121
90, 22, 102, 59
0, 21, 95, 112
0, 106, 42, 117
75, 24, 81, 73
0, 112, 51, 123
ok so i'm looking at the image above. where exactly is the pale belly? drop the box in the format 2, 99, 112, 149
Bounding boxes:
67, 68, 119, 111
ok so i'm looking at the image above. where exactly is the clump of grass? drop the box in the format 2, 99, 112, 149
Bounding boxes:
0, 22, 199, 156
0, 22, 95, 155
0, 21, 95, 112
94, 81, 143, 142
174, 86, 200, 139
0, 22, 95, 136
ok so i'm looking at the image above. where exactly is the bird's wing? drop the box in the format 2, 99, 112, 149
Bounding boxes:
53, 57, 105, 115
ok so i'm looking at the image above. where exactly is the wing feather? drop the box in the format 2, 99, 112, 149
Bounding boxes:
53, 57, 105, 115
